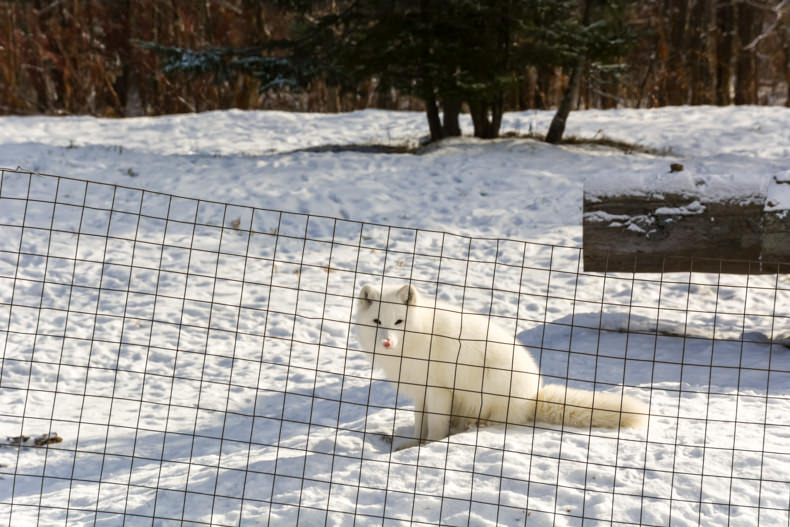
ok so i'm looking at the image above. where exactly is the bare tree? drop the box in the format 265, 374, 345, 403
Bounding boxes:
735, 0, 759, 104
664, 0, 689, 105
688, 0, 716, 104
716, 0, 736, 104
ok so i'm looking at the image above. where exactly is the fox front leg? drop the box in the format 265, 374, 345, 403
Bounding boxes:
387, 390, 448, 451
423, 387, 453, 441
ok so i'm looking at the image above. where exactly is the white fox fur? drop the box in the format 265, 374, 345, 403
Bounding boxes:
354, 284, 647, 444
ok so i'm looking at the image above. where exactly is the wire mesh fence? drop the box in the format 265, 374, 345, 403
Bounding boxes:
0, 168, 788, 526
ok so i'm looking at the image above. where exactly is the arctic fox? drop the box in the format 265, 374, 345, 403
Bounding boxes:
355, 284, 647, 445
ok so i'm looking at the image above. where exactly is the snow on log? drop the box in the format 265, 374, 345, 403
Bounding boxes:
584, 171, 790, 273
763, 173, 790, 265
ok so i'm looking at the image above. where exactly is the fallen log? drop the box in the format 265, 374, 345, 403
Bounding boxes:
583, 171, 790, 273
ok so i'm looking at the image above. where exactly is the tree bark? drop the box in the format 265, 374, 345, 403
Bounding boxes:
535, 66, 553, 109
786, 37, 790, 107
424, 92, 444, 142
778, 5, 790, 106
716, 0, 735, 105
688, 0, 716, 105
468, 99, 503, 139
114, 0, 143, 116
545, 58, 584, 144
664, 0, 690, 105
735, 0, 758, 105
468, 102, 487, 138
546, 0, 591, 144
441, 98, 461, 137
490, 99, 503, 138
517, 70, 530, 110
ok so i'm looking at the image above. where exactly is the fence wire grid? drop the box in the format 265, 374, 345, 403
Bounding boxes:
0, 168, 789, 527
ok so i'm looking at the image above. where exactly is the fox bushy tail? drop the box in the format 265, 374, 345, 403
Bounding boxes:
533, 385, 647, 428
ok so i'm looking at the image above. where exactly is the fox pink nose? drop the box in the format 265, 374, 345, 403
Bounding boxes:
382, 338, 392, 348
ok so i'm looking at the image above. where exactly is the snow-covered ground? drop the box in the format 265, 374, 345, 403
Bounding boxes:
2, 105, 789, 245
0, 106, 789, 526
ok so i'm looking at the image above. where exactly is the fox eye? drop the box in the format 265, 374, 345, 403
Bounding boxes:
373, 318, 381, 325
394, 319, 404, 325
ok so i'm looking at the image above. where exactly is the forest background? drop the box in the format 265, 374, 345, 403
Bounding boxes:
0, 0, 787, 124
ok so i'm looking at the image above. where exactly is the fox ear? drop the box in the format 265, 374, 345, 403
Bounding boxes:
397, 284, 418, 305
359, 285, 378, 307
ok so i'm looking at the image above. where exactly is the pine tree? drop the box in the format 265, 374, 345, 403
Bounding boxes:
138, 0, 635, 141
545, 0, 636, 143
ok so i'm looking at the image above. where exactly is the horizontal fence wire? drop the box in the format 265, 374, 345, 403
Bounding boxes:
0, 168, 789, 526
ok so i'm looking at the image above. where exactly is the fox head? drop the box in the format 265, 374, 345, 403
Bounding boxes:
355, 284, 418, 357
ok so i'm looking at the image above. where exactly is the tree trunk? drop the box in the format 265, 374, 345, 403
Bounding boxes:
786, 38, 790, 107
490, 99, 503, 138
116, 0, 143, 116
545, 58, 584, 144
716, 0, 735, 105
778, 5, 790, 107
535, 66, 553, 109
424, 92, 444, 142
664, 0, 690, 105
688, 0, 716, 105
735, 0, 758, 105
441, 98, 461, 137
469, 102, 487, 138
517, 70, 530, 110
546, 0, 592, 143
326, 85, 340, 112
468, 98, 503, 139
